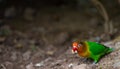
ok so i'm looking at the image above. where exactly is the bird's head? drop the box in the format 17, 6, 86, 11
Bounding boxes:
72, 41, 83, 54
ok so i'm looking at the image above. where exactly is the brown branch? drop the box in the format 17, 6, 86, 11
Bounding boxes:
90, 0, 110, 33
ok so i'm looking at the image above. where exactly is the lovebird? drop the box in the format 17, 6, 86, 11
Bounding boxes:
72, 41, 114, 63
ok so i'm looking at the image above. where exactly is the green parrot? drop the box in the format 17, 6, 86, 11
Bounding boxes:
72, 41, 114, 64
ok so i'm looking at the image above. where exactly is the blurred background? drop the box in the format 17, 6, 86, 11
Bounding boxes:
0, 0, 120, 69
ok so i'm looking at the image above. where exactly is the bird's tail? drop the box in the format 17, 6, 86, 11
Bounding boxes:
106, 48, 114, 54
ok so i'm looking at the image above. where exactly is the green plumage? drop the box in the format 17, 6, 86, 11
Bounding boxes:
85, 41, 114, 63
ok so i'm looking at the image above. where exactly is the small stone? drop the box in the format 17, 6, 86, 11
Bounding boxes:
11, 52, 17, 61
115, 42, 120, 49
35, 62, 44, 67
46, 51, 54, 55
113, 62, 120, 68
15, 43, 23, 49
23, 51, 31, 61
35, 57, 52, 67
73, 64, 87, 69
4, 61, 13, 69
26, 63, 35, 69
68, 63, 73, 68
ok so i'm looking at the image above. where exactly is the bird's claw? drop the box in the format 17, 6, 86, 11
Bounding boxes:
92, 61, 98, 65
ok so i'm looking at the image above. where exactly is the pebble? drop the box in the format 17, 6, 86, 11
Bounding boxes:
68, 63, 73, 68
113, 62, 120, 68
4, 61, 13, 69
23, 51, 31, 61
73, 64, 87, 69
35, 62, 44, 67
46, 51, 54, 55
26, 63, 35, 69
11, 52, 17, 61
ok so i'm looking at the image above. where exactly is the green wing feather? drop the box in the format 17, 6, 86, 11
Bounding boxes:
86, 41, 113, 55
84, 41, 113, 63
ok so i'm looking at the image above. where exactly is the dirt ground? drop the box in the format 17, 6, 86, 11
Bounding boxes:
0, 8, 120, 69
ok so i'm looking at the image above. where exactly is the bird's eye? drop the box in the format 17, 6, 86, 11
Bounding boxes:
78, 44, 82, 47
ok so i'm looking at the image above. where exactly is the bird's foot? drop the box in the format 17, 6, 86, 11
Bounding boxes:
82, 58, 88, 62
92, 61, 98, 65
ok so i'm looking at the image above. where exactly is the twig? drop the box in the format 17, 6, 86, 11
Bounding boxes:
109, 21, 114, 34
0, 64, 6, 69
90, 0, 113, 33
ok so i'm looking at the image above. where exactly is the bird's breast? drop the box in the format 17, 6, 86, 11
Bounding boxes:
78, 50, 90, 57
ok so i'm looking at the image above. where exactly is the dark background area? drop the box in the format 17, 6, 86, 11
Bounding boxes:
0, 0, 120, 69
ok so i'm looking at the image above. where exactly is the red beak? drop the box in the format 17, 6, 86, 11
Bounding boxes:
72, 46, 78, 54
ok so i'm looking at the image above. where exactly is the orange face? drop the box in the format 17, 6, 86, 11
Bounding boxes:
72, 41, 83, 54
72, 42, 79, 53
